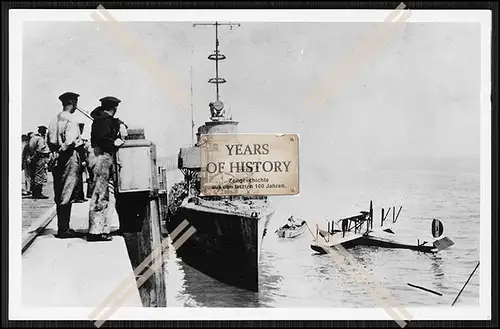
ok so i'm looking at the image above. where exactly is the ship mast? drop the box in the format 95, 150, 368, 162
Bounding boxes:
190, 65, 195, 146
193, 21, 240, 121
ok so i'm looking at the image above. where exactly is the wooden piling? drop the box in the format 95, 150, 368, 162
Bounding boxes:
148, 196, 166, 307
115, 128, 167, 308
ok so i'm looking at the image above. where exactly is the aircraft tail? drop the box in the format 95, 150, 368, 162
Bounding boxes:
433, 236, 454, 251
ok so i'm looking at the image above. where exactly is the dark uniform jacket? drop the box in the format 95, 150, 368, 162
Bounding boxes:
90, 107, 123, 155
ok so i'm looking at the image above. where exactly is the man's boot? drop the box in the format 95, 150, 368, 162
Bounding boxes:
32, 185, 49, 199
87, 233, 113, 242
31, 186, 38, 198
55, 205, 77, 239
32, 186, 41, 199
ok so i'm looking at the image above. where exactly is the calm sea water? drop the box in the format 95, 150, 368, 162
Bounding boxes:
164, 157, 481, 307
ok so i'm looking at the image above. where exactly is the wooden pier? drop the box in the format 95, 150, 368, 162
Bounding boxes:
22, 184, 143, 307
22, 127, 169, 309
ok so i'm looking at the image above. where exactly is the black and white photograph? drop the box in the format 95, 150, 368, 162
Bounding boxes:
8, 7, 492, 323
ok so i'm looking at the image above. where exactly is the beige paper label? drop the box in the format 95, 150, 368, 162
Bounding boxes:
199, 133, 299, 196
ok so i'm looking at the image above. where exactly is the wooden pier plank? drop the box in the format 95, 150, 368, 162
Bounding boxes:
22, 177, 56, 240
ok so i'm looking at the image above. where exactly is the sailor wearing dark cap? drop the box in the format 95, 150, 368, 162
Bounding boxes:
27, 124, 51, 199
46, 91, 84, 239
100, 96, 121, 108
58, 92, 80, 105
88, 95, 128, 242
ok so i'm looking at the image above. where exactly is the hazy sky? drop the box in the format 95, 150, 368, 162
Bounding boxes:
21, 21, 481, 165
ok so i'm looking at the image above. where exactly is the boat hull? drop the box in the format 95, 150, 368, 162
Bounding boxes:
277, 225, 306, 238
167, 203, 272, 292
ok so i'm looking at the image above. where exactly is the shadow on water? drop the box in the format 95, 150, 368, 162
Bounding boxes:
174, 260, 260, 307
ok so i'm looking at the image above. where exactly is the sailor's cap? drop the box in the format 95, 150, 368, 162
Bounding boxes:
99, 96, 121, 109
38, 125, 48, 130
59, 92, 80, 103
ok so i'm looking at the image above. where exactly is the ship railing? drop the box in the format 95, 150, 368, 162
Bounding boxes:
188, 197, 262, 217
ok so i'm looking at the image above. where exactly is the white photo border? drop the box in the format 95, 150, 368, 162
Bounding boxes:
8, 8, 492, 322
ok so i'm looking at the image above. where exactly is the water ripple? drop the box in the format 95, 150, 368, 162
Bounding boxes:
165, 163, 480, 307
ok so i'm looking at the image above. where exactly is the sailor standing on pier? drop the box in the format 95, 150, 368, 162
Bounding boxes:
28, 125, 51, 199
21, 134, 31, 196
88, 96, 127, 242
47, 92, 83, 239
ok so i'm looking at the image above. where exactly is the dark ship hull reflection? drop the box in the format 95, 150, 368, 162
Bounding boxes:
174, 252, 261, 307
